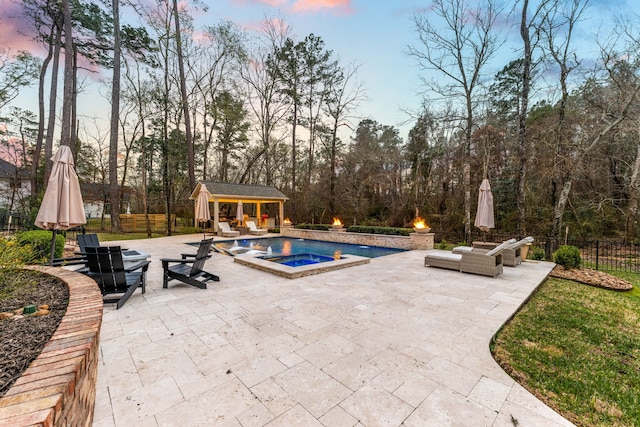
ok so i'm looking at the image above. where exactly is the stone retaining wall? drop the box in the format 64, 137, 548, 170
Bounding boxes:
281, 227, 434, 250
0, 267, 103, 427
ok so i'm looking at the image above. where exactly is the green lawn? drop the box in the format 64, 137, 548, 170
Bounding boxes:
492, 273, 640, 426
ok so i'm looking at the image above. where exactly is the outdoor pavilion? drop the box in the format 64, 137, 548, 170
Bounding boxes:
189, 181, 288, 233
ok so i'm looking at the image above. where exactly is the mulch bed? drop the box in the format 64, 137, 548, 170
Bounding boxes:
549, 265, 634, 291
0, 272, 68, 397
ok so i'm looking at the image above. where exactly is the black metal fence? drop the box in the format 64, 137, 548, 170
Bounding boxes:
437, 231, 640, 274
559, 239, 640, 273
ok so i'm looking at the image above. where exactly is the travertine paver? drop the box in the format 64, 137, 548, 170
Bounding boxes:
92, 234, 575, 427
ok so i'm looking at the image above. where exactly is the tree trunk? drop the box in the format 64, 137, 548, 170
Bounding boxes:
291, 102, 298, 220
552, 178, 572, 246
44, 24, 62, 180
173, 0, 195, 189
625, 134, 640, 239
463, 98, 473, 243
60, 0, 73, 147
517, 0, 532, 236
109, 0, 122, 232
31, 24, 55, 196
70, 46, 78, 154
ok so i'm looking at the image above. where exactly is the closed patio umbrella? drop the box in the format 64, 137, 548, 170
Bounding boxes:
474, 178, 495, 233
236, 201, 244, 226
35, 145, 86, 264
195, 184, 211, 237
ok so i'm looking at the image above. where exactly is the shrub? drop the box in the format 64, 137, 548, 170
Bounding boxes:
0, 237, 36, 267
16, 230, 65, 261
553, 245, 581, 269
528, 245, 546, 260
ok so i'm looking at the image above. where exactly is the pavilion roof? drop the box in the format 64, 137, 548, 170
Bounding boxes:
190, 181, 288, 203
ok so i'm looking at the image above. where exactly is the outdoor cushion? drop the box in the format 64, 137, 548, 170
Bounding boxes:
485, 238, 517, 257
509, 236, 534, 249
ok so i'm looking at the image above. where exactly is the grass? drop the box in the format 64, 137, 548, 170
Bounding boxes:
492, 271, 640, 426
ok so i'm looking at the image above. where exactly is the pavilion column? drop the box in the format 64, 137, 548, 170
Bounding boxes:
213, 198, 219, 233
279, 202, 284, 227
256, 203, 261, 226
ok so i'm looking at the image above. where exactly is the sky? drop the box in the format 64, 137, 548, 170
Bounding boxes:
2, 0, 640, 142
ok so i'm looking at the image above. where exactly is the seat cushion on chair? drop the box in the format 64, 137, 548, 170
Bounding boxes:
510, 236, 534, 249
452, 246, 473, 254
424, 250, 462, 270
486, 238, 517, 257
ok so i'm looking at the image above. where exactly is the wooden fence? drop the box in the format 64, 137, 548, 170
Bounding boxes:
120, 214, 175, 232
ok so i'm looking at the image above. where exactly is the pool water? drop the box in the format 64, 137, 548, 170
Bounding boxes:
213, 237, 405, 258
260, 253, 335, 267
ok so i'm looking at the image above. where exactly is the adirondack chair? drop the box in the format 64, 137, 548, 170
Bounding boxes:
50, 233, 95, 271
85, 245, 149, 309
161, 238, 220, 289
77, 233, 100, 252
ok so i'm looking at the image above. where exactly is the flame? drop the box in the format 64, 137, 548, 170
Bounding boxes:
413, 217, 428, 229
282, 240, 292, 255
332, 218, 343, 226
283, 218, 291, 225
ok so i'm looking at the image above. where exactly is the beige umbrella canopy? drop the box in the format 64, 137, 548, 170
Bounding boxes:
35, 145, 86, 263
194, 184, 211, 237
474, 178, 495, 233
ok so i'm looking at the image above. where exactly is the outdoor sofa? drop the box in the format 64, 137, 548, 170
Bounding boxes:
424, 238, 516, 277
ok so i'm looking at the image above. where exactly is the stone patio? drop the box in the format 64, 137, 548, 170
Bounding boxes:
91, 234, 574, 426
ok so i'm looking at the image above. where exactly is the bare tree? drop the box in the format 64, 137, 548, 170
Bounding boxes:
514, 0, 548, 235
409, 0, 505, 241
541, 0, 590, 245
172, 0, 195, 189
323, 62, 366, 216
239, 17, 291, 186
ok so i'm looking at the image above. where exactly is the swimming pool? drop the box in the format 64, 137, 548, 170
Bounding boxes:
213, 237, 405, 258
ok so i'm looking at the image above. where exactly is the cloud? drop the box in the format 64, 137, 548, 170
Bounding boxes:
233, 0, 354, 15
291, 0, 354, 15
0, 3, 40, 53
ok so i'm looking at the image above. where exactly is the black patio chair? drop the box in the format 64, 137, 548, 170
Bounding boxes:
77, 233, 127, 253
77, 233, 100, 252
161, 238, 219, 289
85, 245, 149, 309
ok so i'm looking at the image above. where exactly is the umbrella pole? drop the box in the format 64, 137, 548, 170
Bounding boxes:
49, 230, 57, 266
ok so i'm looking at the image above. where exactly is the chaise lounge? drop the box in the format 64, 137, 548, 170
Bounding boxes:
452, 236, 534, 267
218, 221, 240, 237
424, 238, 516, 277
246, 220, 267, 235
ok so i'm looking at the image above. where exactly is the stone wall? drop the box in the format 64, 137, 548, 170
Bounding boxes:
0, 267, 103, 427
281, 227, 434, 250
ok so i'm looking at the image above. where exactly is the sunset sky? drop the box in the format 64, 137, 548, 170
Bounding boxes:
1, 0, 640, 141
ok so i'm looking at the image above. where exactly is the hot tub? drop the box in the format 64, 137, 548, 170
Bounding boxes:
259, 253, 335, 267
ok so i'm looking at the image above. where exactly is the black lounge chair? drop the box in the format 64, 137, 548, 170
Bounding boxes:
161, 238, 219, 289
85, 245, 149, 309
77, 233, 100, 252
